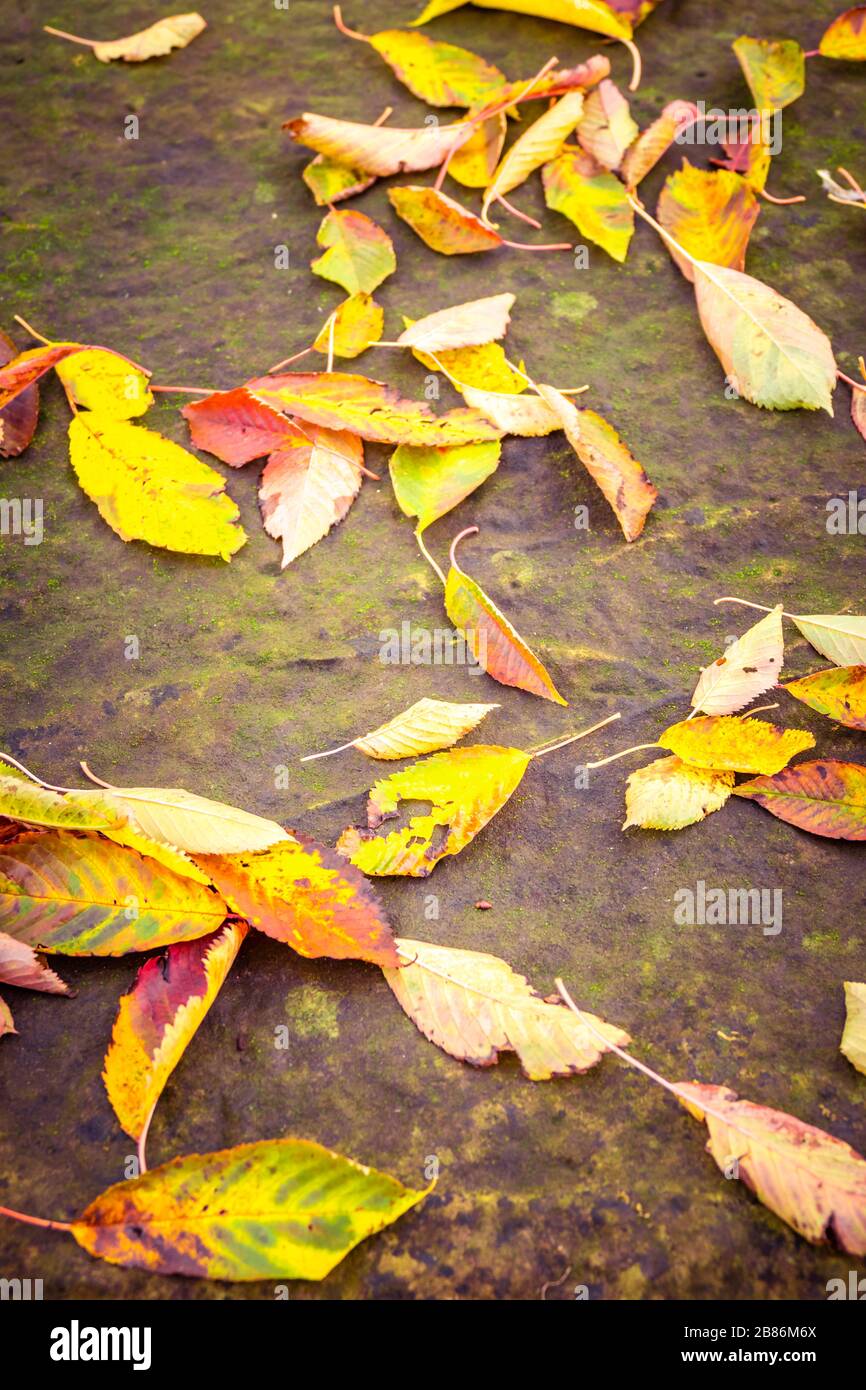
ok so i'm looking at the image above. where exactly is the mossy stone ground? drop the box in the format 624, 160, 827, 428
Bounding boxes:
1, 0, 864, 1299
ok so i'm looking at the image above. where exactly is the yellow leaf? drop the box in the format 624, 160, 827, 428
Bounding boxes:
311, 209, 396, 297
841, 982, 866, 1076
409, 338, 526, 394
385, 937, 630, 1078
306, 697, 500, 760
678, 1082, 866, 1253
313, 295, 383, 359
542, 147, 634, 262
55, 348, 152, 419
449, 112, 508, 188
337, 745, 531, 876
732, 36, 805, 111
48, 12, 207, 63
657, 163, 760, 281
258, 426, 364, 568
460, 385, 561, 435
658, 715, 815, 775
624, 755, 735, 830
820, 7, 866, 60
103, 921, 247, 1139
85, 782, 290, 855
0, 772, 125, 834
690, 604, 783, 715
483, 92, 585, 217
413, 0, 633, 41
68, 414, 247, 560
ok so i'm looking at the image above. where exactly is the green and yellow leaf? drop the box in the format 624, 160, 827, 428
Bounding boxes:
81, 782, 289, 855
367, 28, 507, 107
483, 91, 585, 216
337, 745, 532, 876
311, 209, 396, 296
624, 755, 735, 830
318, 697, 500, 760
69, 414, 247, 560
389, 185, 504, 254
390, 440, 501, 530
385, 937, 630, 1077
659, 715, 815, 775
790, 612, 866, 666
449, 111, 508, 187
0, 832, 228, 955
413, 0, 633, 41
733, 759, 866, 839
658, 163, 760, 280
103, 921, 248, 1140
411, 339, 526, 394
0, 773, 126, 835
71, 1138, 431, 1280
313, 295, 384, 359
543, 147, 634, 261
841, 981, 866, 1076
732, 36, 805, 111
302, 156, 375, 206
784, 665, 866, 730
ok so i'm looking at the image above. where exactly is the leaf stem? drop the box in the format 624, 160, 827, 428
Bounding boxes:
415, 527, 447, 587
300, 738, 360, 763
0, 750, 70, 792
528, 711, 621, 758
622, 38, 642, 92
585, 743, 660, 769
150, 384, 214, 395
759, 187, 806, 206
79, 760, 115, 788
494, 192, 542, 230
137, 1104, 155, 1175
43, 24, 96, 48
838, 369, 866, 395
12, 314, 52, 345
332, 6, 368, 42
0, 1203, 73, 1232
267, 345, 315, 373
449, 525, 478, 572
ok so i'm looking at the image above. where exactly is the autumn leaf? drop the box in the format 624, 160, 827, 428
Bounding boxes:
677, 1082, 866, 1253
624, 756, 735, 831
357, 24, 508, 108
659, 715, 815, 775
81, 781, 289, 855
0, 995, 15, 1038
413, 0, 633, 41
389, 186, 504, 255
195, 834, 398, 965
784, 666, 866, 730
337, 745, 532, 876
444, 527, 567, 703
305, 697, 500, 761
0, 342, 86, 412
732, 36, 805, 112
69, 414, 247, 560
841, 982, 866, 1076
247, 372, 502, 446
384, 937, 630, 1077
620, 100, 700, 188
55, 348, 153, 419
691, 605, 783, 715
710, 131, 771, 192
390, 440, 501, 531
853, 387, 866, 443
0, 771, 125, 834
258, 425, 364, 568
543, 147, 634, 262
285, 111, 472, 178
311, 209, 396, 296
71, 1138, 431, 1280
302, 155, 375, 206
576, 79, 638, 171
820, 7, 866, 60
0, 832, 228, 955
733, 759, 866, 839
691, 261, 837, 413
657, 164, 760, 280
103, 921, 248, 1141
0, 931, 70, 994
483, 92, 585, 217
410, 337, 527, 394
449, 112, 508, 187
536, 385, 657, 541
460, 385, 561, 435
182, 387, 294, 466
494, 56, 611, 109
45, 12, 206, 63
0, 329, 39, 458
313, 294, 383, 359
396, 294, 514, 354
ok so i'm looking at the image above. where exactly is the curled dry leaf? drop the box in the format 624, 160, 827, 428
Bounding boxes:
396, 293, 515, 354
691, 604, 783, 715
624, 756, 735, 831
68, 414, 247, 560
0, 329, 39, 458
311, 209, 396, 296
659, 715, 815, 775
820, 7, 866, 60
258, 425, 364, 568
536, 385, 657, 541
195, 834, 398, 965
313, 294, 384, 358
390, 440, 501, 530
385, 937, 630, 1078
248, 372, 502, 446
71, 1138, 431, 1280
285, 112, 472, 178
388, 186, 504, 255
657, 164, 760, 280
483, 91, 585, 216
733, 759, 866, 839
677, 1082, 866, 1254
841, 981, 866, 1076
445, 530, 567, 703
103, 921, 248, 1140
783, 665, 866, 730
576, 79, 638, 172
732, 36, 805, 112
337, 745, 531, 876
620, 99, 700, 188
542, 147, 634, 262
0, 930, 70, 994
691, 261, 837, 414
47, 12, 206, 63
413, 0, 634, 41
311, 697, 500, 760
0, 832, 228, 956
55, 348, 153, 419
496, 55, 611, 107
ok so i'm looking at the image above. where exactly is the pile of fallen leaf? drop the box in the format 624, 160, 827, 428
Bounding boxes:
2, 1, 866, 1284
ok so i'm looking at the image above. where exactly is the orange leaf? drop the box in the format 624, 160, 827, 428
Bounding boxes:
389, 186, 504, 254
